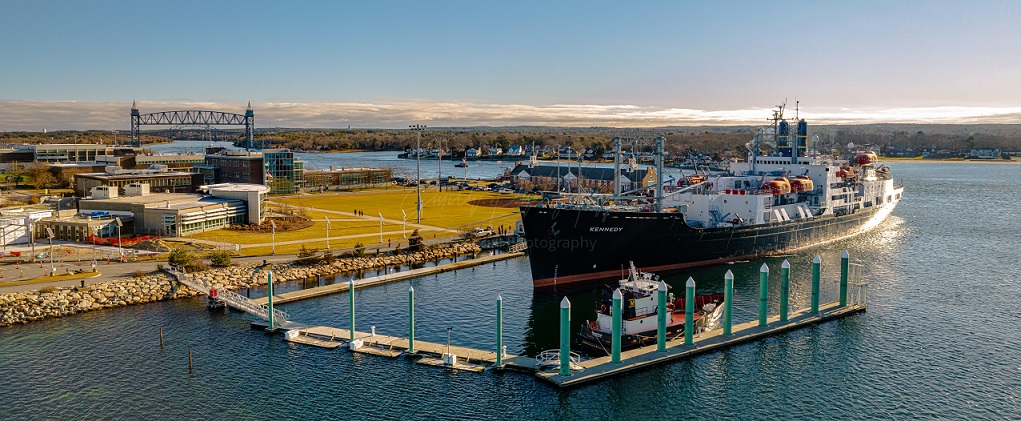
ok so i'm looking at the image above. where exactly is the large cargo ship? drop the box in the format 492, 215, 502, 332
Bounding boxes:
519, 105, 904, 288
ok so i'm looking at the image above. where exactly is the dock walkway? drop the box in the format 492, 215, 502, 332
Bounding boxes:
538, 302, 864, 388
252, 252, 523, 305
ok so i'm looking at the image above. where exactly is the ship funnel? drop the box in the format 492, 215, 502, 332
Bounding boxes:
795, 119, 808, 162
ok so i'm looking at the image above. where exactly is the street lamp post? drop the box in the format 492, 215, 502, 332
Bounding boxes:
90, 226, 98, 267
270, 220, 276, 255
437, 138, 443, 192
401, 209, 407, 239
409, 124, 426, 224
115, 217, 123, 262
45, 227, 55, 276
325, 216, 330, 250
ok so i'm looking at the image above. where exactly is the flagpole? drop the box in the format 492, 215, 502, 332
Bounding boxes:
378, 212, 384, 244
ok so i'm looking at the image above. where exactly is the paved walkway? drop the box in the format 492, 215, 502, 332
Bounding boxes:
0, 235, 474, 294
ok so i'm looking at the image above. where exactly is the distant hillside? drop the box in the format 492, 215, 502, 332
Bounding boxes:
3, 124, 1019, 156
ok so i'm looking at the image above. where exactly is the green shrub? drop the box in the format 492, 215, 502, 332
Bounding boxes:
132, 270, 148, 278
39, 286, 57, 293
353, 242, 366, 257
209, 251, 232, 268
168, 248, 193, 268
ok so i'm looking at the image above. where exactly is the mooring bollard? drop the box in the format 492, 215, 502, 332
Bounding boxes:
496, 295, 503, 367
611, 288, 622, 363
724, 270, 734, 336
780, 260, 790, 322
840, 250, 849, 307
559, 297, 571, 376
811, 255, 821, 314
349, 280, 356, 343
759, 263, 769, 327
657, 280, 667, 352
684, 277, 695, 345
408, 286, 415, 353
266, 271, 275, 331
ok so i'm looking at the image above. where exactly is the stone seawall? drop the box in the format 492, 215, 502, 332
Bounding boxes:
0, 243, 482, 327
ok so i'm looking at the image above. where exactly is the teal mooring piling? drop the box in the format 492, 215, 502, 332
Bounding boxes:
559, 297, 571, 376
408, 286, 415, 353
812, 255, 821, 314
657, 280, 667, 352
684, 277, 695, 345
780, 260, 790, 322
759, 263, 769, 326
349, 280, 355, 343
611, 288, 622, 363
496, 295, 503, 367
724, 270, 734, 336
266, 271, 275, 331
840, 250, 849, 307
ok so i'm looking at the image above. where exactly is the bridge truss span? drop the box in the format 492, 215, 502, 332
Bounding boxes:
130, 101, 256, 148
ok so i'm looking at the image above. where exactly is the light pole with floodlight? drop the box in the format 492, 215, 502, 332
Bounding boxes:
409, 124, 426, 224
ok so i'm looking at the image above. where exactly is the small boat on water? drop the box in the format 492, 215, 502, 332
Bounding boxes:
579, 263, 725, 353
455, 158, 469, 168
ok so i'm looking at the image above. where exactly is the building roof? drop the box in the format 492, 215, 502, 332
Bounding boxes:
80, 192, 241, 211
77, 171, 198, 181
200, 183, 270, 193
511, 163, 650, 181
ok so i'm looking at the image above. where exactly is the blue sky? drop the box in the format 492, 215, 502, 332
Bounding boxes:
2, 1, 1020, 129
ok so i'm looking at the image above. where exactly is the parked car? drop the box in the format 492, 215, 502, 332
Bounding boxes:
467, 227, 494, 238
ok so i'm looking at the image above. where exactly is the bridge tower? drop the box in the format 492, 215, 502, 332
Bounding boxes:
245, 101, 255, 149
130, 100, 141, 147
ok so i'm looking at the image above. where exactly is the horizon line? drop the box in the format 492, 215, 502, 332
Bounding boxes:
3, 100, 1021, 131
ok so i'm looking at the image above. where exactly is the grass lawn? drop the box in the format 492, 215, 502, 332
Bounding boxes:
275, 188, 527, 231
0, 270, 100, 288
186, 188, 532, 256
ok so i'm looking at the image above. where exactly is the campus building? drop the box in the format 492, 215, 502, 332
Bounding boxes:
75, 183, 268, 237
198, 149, 304, 194
508, 163, 656, 193
303, 167, 392, 191
16, 143, 113, 162
74, 165, 203, 196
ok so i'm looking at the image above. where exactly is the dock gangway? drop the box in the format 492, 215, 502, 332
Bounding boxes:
165, 264, 289, 323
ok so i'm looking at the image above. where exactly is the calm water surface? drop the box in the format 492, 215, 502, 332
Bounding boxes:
2, 161, 1020, 419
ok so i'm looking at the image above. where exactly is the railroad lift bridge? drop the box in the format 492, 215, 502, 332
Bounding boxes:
129, 101, 264, 149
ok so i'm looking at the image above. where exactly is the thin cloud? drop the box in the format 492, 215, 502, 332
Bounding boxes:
2, 100, 1020, 131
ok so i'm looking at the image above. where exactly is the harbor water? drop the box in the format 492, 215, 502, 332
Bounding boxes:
1, 160, 1019, 418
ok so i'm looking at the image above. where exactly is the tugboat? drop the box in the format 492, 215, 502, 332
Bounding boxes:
579, 263, 725, 353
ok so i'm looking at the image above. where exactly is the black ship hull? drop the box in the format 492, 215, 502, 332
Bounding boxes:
519, 202, 896, 288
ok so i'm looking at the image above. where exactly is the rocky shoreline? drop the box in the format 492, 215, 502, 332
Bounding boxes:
0, 242, 481, 327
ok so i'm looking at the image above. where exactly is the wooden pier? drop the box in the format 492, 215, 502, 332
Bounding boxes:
251, 252, 523, 305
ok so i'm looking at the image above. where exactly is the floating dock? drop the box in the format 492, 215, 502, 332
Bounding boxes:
239, 254, 869, 388
538, 302, 864, 388
253, 321, 537, 372
251, 252, 523, 305
255, 300, 864, 386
